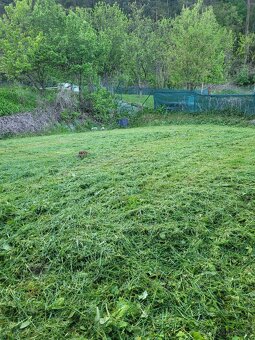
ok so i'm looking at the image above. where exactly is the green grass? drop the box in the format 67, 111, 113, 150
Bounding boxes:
129, 110, 253, 128
0, 86, 56, 116
119, 94, 154, 109
0, 124, 255, 339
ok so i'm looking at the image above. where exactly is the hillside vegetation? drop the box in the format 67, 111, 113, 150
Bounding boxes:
1, 0, 254, 100
0, 86, 56, 116
0, 124, 254, 339
0, 87, 38, 116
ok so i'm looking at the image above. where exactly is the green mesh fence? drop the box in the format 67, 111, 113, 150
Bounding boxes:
113, 87, 208, 96
154, 90, 255, 115
113, 86, 156, 96
195, 93, 255, 115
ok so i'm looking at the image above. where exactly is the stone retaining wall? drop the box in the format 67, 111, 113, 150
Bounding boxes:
0, 108, 59, 136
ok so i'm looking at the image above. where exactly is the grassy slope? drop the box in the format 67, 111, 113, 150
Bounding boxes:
0, 125, 255, 339
0, 87, 38, 116
0, 86, 56, 116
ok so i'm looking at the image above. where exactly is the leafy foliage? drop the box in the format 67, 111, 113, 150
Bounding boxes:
89, 87, 117, 123
0, 0, 236, 94
169, 0, 233, 88
59, 8, 98, 92
90, 2, 128, 83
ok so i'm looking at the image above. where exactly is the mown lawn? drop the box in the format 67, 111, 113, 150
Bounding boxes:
0, 124, 255, 339
120, 94, 154, 109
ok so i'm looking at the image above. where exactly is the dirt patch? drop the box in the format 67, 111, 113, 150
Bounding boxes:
0, 107, 60, 136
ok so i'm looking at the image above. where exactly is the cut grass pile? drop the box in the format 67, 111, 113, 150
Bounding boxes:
0, 124, 255, 339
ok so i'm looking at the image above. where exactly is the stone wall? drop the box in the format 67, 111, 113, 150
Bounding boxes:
0, 108, 59, 136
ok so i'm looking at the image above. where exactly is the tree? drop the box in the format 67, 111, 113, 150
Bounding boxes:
0, 0, 65, 91
168, 0, 233, 89
246, 0, 252, 35
212, 1, 246, 34
0, 0, 41, 89
123, 5, 157, 88
153, 18, 172, 87
0, 0, 12, 15
60, 8, 99, 103
89, 2, 128, 86
236, 32, 255, 83
29, 0, 66, 89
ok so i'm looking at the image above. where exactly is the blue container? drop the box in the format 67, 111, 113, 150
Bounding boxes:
118, 118, 129, 128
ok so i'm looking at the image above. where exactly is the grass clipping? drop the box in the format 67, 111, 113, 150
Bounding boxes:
0, 124, 255, 339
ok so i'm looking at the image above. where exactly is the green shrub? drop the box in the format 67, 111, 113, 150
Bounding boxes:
60, 109, 81, 122
235, 66, 254, 86
89, 88, 117, 123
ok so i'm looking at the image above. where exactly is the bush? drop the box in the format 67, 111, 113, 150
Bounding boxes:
60, 109, 81, 122
89, 88, 117, 123
234, 66, 254, 86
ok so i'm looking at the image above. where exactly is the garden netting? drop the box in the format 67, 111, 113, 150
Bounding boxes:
154, 90, 255, 115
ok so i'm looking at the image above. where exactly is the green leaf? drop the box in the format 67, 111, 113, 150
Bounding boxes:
50, 297, 65, 310
141, 310, 148, 318
117, 320, 128, 328
191, 331, 206, 340
95, 307, 100, 322
20, 320, 31, 329
176, 331, 187, 339
138, 290, 148, 300
159, 233, 166, 239
1, 244, 11, 251
99, 316, 110, 325
68, 311, 75, 318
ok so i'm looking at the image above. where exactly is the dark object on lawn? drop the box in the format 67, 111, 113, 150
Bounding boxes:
78, 151, 89, 158
118, 118, 129, 128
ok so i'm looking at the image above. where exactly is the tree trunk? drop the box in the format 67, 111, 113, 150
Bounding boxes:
244, 0, 255, 64
78, 71, 83, 108
26, 74, 41, 92
138, 78, 142, 96
246, 0, 251, 36
31, 0, 36, 11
